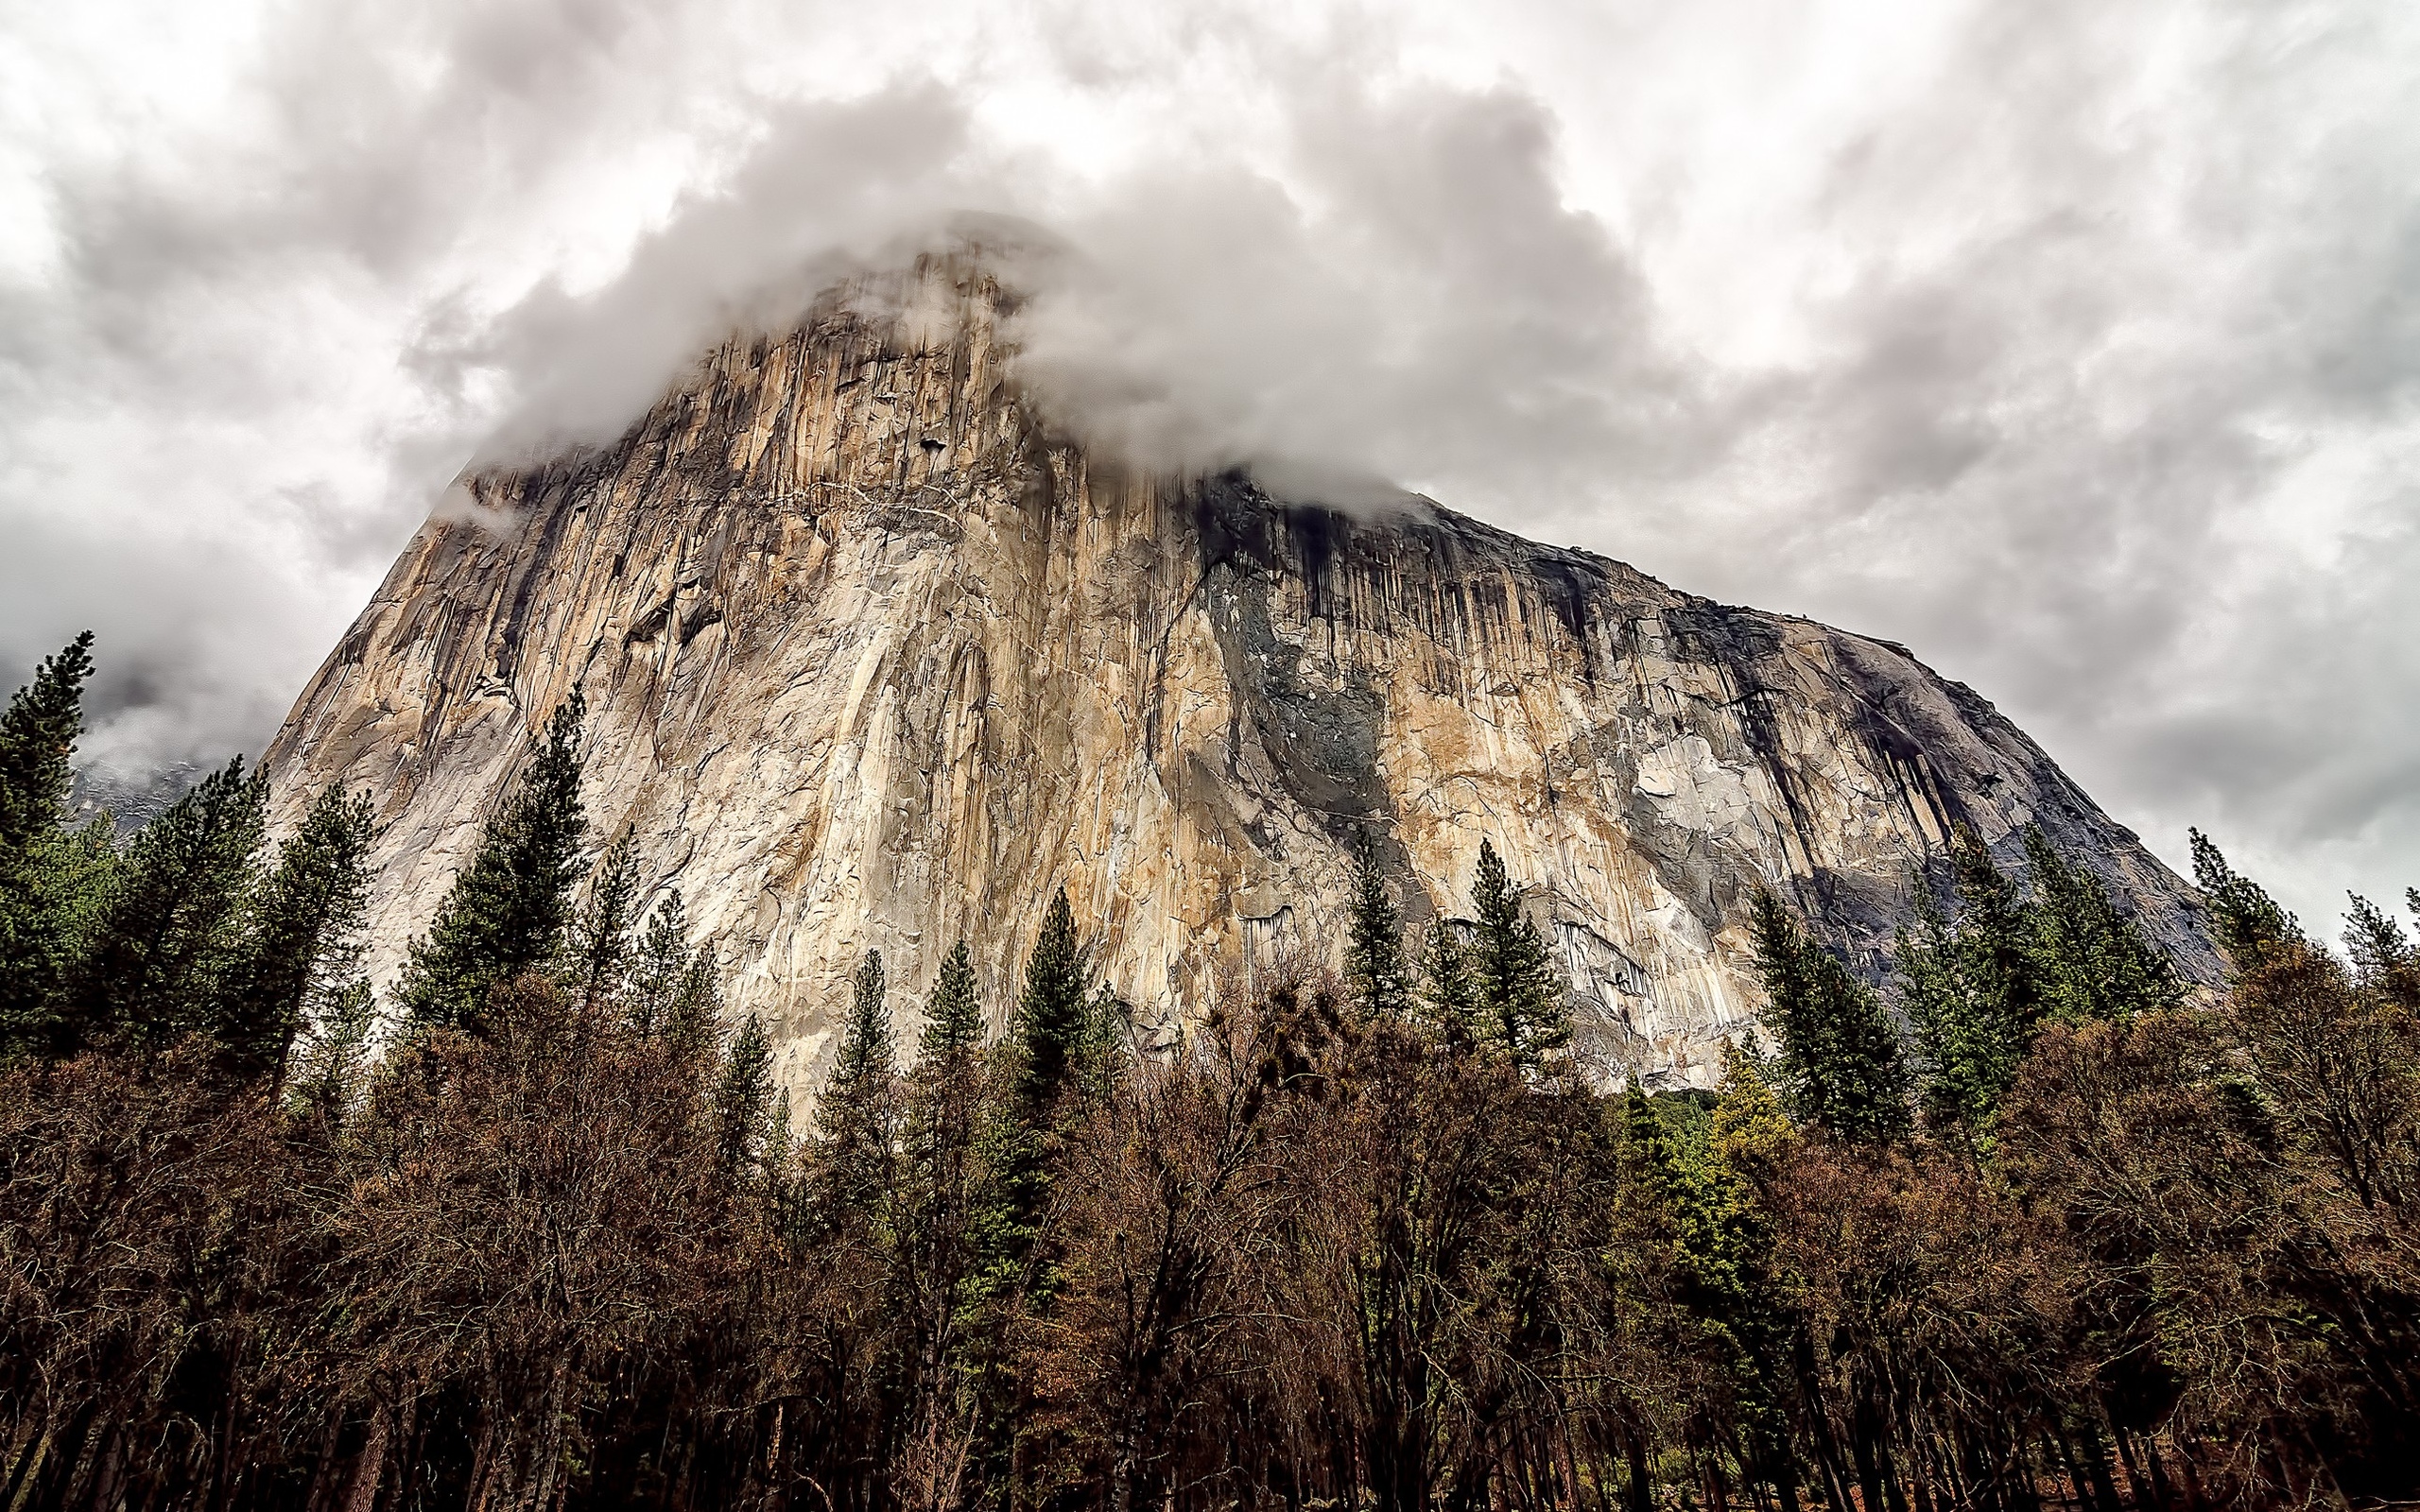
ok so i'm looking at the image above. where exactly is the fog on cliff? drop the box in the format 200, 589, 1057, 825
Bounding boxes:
2, 0, 2415, 932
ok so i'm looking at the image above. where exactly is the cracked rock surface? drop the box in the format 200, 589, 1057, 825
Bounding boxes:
263, 257, 2215, 1095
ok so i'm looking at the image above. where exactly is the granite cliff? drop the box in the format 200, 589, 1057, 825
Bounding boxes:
261, 257, 2213, 1091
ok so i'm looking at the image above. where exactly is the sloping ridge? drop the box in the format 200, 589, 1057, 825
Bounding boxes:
261, 253, 2214, 1092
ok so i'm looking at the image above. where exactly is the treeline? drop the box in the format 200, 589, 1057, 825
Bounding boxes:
2, 636, 2416, 1512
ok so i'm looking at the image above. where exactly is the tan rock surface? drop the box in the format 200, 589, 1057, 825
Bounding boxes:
262, 257, 2212, 1093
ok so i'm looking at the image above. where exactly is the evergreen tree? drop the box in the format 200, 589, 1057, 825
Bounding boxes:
715, 1012, 777, 1180
1343, 831, 1410, 1021
2021, 827, 2180, 1025
919, 937, 984, 1066
817, 951, 898, 1222
974, 888, 1093, 1295
627, 887, 692, 1037
1750, 889, 1910, 1143
567, 825, 641, 1011
1895, 882, 2010, 1138
663, 942, 723, 1067
0, 632, 100, 1057
395, 695, 587, 1035
225, 784, 377, 1082
1008, 888, 1088, 1123
899, 940, 993, 1424
2190, 828, 2299, 965
1416, 914, 1479, 1052
1468, 839, 1569, 1075
285, 978, 378, 1125
1945, 826, 2041, 1038
0, 631, 93, 853
2346, 893, 2420, 1007
73, 757, 269, 1056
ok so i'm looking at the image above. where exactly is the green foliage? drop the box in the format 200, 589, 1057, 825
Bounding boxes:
1900, 827, 2176, 1141
2022, 826, 2181, 1025
0, 631, 93, 855
715, 1012, 777, 1179
626, 887, 694, 1037
73, 757, 268, 1056
972, 887, 1093, 1301
1343, 831, 1410, 1022
815, 951, 897, 1223
1415, 914, 1479, 1052
226, 784, 377, 1082
285, 978, 379, 1125
918, 937, 983, 1067
1008, 887, 1088, 1123
395, 695, 588, 1036
1468, 840, 1570, 1075
0, 633, 101, 1058
2190, 826, 2299, 964
567, 825, 642, 1011
1751, 888, 1910, 1143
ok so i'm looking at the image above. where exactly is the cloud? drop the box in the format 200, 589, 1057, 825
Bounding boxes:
3, 0, 2418, 936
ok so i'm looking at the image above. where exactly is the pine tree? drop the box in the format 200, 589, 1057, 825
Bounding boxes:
817, 950, 898, 1222
1896, 882, 2014, 1138
285, 978, 378, 1125
1344, 831, 1410, 1021
627, 887, 691, 1037
1750, 889, 1910, 1143
2190, 828, 2299, 965
225, 784, 377, 1082
73, 757, 269, 1056
2345, 894, 2420, 1008
0, 631, 93, 854
716, 1012, 777, 1179
395, 695, 587, 1035
919, 937, 984, 1067
1416, 915, 1480, 1052
1468, 839, 1569, 1075
567, 825, 641, 1011
2022, 827, 2179, 1025
1946, 826, 2041, 1038
0, 632, 100, 1058
1008, 888, 1088, 1123
899, 939, 994, 1422
663, 943, 723, 1067
974, 888, 1093, 1296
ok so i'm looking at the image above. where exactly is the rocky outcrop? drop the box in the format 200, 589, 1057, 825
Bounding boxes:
261, 256, 2213, 1092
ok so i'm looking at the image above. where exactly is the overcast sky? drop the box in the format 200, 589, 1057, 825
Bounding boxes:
4, 0, 2415, 937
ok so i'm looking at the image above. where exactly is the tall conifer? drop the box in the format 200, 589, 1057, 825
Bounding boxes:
0, 632, 100, 1057
1417, 916, 1479, 1052
816, 951, 898, 1223
2191, 828, 2299, 965
1009, 888, 1087, 1122
1750, 890, 1910, 1143
2021, 827, 2179, 1025
73, 757, 268, 1055
1344, 832, 1410, 1021
920, 938, 984, 1066
1470, 839, 1569, 1075
396, 695, 587, 1035
716, 1013, 778, 1179
567, 825, 641, 1011
226, 783, 377, 1081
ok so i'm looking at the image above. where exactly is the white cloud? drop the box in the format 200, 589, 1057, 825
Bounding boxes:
3, 0, 2417, 937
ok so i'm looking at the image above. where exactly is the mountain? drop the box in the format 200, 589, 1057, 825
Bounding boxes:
260, 254, 2213, 1091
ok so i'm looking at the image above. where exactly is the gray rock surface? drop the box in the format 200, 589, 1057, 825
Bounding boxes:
262, 255, 2215, 1094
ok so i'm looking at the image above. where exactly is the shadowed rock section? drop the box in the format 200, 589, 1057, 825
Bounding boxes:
262, 256, 2214, 1092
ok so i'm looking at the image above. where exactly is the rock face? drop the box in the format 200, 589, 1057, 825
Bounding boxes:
262, 256, 2213, 1092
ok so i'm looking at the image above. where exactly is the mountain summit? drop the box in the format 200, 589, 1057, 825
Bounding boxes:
261, 254, 2210, 1091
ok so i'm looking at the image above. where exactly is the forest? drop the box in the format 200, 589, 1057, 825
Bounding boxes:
2, 631, 2415, 1512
